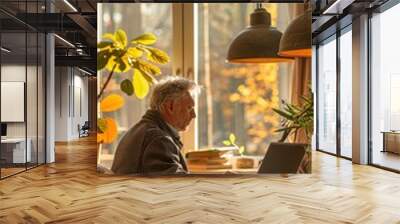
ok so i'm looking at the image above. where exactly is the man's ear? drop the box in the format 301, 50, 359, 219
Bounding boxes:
164, 100, 174, 114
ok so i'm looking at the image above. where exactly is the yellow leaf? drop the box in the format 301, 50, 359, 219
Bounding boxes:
97, 41, 113, 50
100, 94, 125, 112
239, 146, 245, 155
102, 33, 115, 41
229, 133, 236, 144
222, 140, 231, 146
132, 33, 157, 45
127, 47, 143, 58
115, 29, 127, 48
97, 133, 103, 143
135, 59, 161, 75
106, 54, 130, 73
229, 93, 240, 102
97, 118, 118, 144
147, 47, 170, 64
141, 72, 156, 85
133, 69, 149, 99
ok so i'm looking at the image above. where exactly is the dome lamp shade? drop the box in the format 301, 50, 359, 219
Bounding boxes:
226, 6, 293, 64
278, 10, 312, 58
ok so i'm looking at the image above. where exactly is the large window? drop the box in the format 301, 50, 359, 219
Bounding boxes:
196, 3, 292, 156
317, 36, 337, 154
370, 3, 400, 171
97, 3, 297, 170
339, 28, 352, 158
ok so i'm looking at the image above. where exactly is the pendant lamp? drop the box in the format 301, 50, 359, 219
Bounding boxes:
278, 10, 312, 58
226, 4, 293, 64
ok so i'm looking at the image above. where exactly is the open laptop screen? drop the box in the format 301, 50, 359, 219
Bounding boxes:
258, 142, 307, 174
1, 123, 6, 137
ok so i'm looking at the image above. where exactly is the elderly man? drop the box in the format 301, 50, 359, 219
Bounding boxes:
111, 76, 197, 175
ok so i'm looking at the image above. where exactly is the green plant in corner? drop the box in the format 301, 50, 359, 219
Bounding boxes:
97, 28, 170, 144
273, 90, 313, 173
223, 133, 245, 156
272, 89, 313, 143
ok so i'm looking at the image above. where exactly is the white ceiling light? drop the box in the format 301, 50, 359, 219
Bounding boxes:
323, 0, 355, 15
78, 67, 93, 76
1, 47, 11, 53
63, 0, 78, 12
54, 34, 75, 48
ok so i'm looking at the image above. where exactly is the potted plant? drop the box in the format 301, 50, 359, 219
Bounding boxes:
223, 133, 254, 169
97, 29, 169, 144
272, 89, 313, 173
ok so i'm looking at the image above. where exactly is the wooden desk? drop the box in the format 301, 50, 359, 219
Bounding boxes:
189, 168, 258, 175
381, 131, 400, 154
1, 138, 32, 164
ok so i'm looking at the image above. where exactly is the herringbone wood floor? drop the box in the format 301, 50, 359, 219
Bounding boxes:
1, 136, 400, 223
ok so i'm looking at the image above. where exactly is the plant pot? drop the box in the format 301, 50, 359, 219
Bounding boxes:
298, 145, 312, 173
235, 157, 254, 169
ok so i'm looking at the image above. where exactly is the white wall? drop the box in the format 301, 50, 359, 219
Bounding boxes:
1, 65, 33, 137
1, 63, 46, 164
55, 67, 89, 141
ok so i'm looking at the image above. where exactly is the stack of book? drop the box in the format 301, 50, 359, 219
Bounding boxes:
185, 148, 234, 170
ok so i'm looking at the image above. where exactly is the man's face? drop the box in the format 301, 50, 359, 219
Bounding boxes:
169, 91, 196, 131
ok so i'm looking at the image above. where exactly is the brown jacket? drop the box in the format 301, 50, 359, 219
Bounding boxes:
111, 110, 188, 175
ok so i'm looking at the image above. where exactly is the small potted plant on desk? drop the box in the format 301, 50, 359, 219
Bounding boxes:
272, 90, 313, 173
223, 133, 255, 169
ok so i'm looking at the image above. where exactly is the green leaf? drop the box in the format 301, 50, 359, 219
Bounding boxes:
132, 33, 157, 45
120, 79, 134, 96
97, 50, 112, 71
115, 29, 128, 48
229, 133, 236, 144
222, 140, 231, 146
146, 47, 170, 64
135, 59, 161, 75
97, 41, 113, 49
133, 69, 150, 99
300, 95, 312, 104
274, 127, 295, 133
273, 108, 294, 120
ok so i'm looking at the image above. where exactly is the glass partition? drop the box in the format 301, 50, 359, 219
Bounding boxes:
317, 36, 337, 154
1, 31, 28, 177
0, 1, 46, 179
27, 31, 38, 169
37, 32, 45, 165
339, 28, 352, 158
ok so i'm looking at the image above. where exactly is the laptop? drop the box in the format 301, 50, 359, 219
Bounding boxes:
257, 142, 307, 174
1, 123, 6, 140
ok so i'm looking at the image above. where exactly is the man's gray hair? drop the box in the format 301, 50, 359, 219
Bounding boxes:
150, 76, 198, 111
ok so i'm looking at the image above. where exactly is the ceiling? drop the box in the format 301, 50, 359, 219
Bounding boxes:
0, 0, 97, 74
312, 0, 390, 43
0, 0, 307, 75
